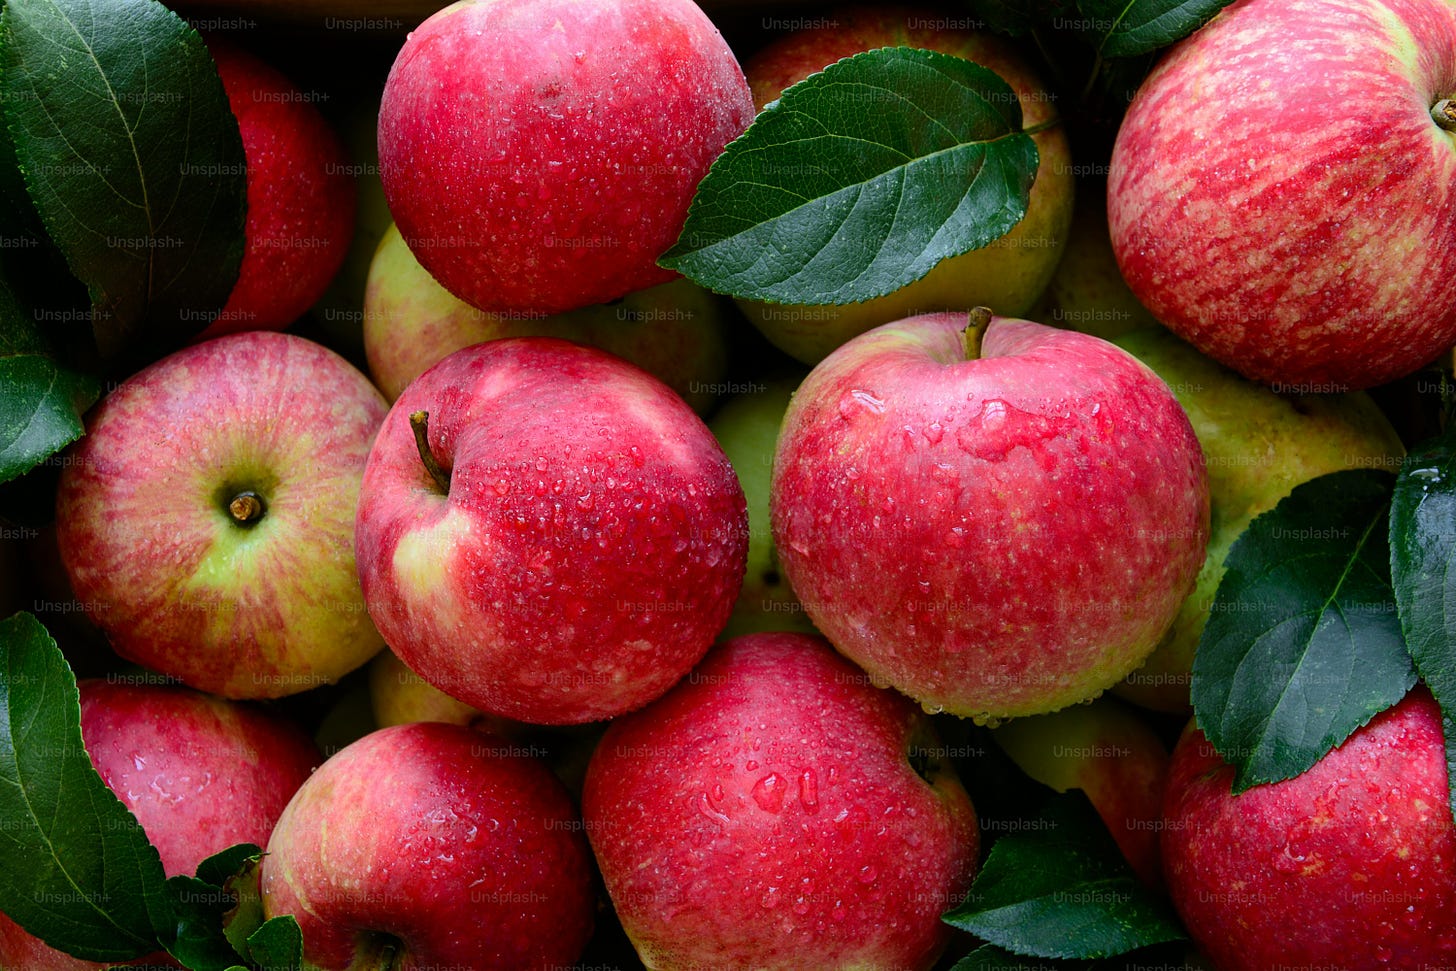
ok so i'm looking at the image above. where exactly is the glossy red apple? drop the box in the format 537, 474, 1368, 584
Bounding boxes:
0, 680, 321, 970
376, 0, 754, 316
354, 337, 747, 724
54, 331, 388, 698
198, 38, 354, 338
1162, 686, 1456, 969
771, 310, 1209, 719
260, 721, 594, 970
1108, 0, 1456, 391
583, 632, 979, 971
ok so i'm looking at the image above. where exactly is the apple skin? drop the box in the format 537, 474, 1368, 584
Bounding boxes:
582, 632, 979, 971
376, 0, 754, 316
354, 337, 748, 725
362, 221, 730, 412
54, 331, 388, 699
1112, 327, 1406, 712
0, 680, 321, 971
260, 722, 594, 971
991, 696, 1169, 888
706, 374, 818, 638
1162, 686, 1456, 969
736, 5, 1075, 365
771, 311, 1209, 719
197, 38, 355, 339
1107, 0, 1456, 392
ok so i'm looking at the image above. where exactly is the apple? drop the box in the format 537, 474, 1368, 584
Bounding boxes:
991, 696, 1170, 887
368, 646, 490, 730
582, 631, 979, 971
736, 5, 1075, 365
1108, 0, 1456, 391
354, 337, 748, 725
1162, 685, 1456, 969
1035, 178, 1160, 340
0, 679, 321, 970
197, 37, 355, 339
260, 721, 595, 970
1112, 327, 1406, 712
54, 331, 388, 699
362, 222, 730, 412
707, 374, 818, 638
376, 0, 755, 316
771, 310, 1209, 719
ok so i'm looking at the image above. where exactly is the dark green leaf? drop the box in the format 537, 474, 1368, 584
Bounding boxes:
246, 915, 307, 971
1076, 0, 1235, 58
1192, 469, 1415, 792
220, 850, 265, 961
659, 47, 1039, 305
195, 842, 263, 889
0, 0, 247, 357
943, 792, 1185, 959
0, 612, 169, 961
0, 279, 100, 483
1391, 433, 1456, 826
965, 0, 1058, 36
163, 874, 246, 971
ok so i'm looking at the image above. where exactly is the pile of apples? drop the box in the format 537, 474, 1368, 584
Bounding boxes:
4, 0, 1456, 968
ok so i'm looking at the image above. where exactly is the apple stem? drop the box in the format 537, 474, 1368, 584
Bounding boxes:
227, 491, 266, 525
410, 410, 451, 494
963, 306, 993, 362
1434, 99, 1456, 133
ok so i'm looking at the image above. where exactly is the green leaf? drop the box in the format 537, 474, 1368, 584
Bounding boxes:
246, 915, 307, 971
0, 612, 170, 961
1192, 469, 1415, 792
0, 280, 100, 484
951, 944, 1079, 969
220, 850, 266, 960
160, 844, 264, 971
965, 0, 1064, 36
942, 792, 1185, 959
195, 842, 263, 889
658, 47, 1039, 305
0, 0, 247, 357
1076, 0, 1235, 58
1390, 433, 1456, 827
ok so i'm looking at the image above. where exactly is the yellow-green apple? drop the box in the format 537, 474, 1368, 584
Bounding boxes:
991, 696, 1170, 887
54, 331, 388, 698
707, 374, 817, 638
354, 337, 748, 724
736, 5, 1075, 365
1112, 327, 1405, 712
1162, 686, 1456, 969
260, 722, 594, 970
197, 38, 354, 339
362, 222, 730, 412
1036, 180, 1160, 340
771, 310, 1209, 719
376, 0, 754, 316
1108, 0, 1456, 391
0, 680, 321, 970
582, 632, 979, 971
368, 647, 491, 730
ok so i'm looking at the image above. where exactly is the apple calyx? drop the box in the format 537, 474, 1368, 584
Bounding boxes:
227, 490, 266, 525
409, 410, 451, 494
963, 306, 993, 361
1434, 98, 1456, 132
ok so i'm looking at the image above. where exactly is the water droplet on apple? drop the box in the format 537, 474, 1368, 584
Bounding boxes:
760, 887, 780, 910
831, 903, 847, 921
798, 769, 819, 813
857, 864, 877, 884
920, 701, 945, 715
751, 773, 787, 814
923, 422, 944, 444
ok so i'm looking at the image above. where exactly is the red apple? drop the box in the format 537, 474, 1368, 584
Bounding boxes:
582, 632, 979, 971
1162, 686, 1456, 969
0, 680, 321, 970
1108, 0, 1456, 391
771, 310, 1209, 719
354, 337, 748, 724
54, 331, 388, 698
198, 38, 355, 338
736, 5, 1076, 365
376, 0, 754, 316
260, 722, 594, 970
